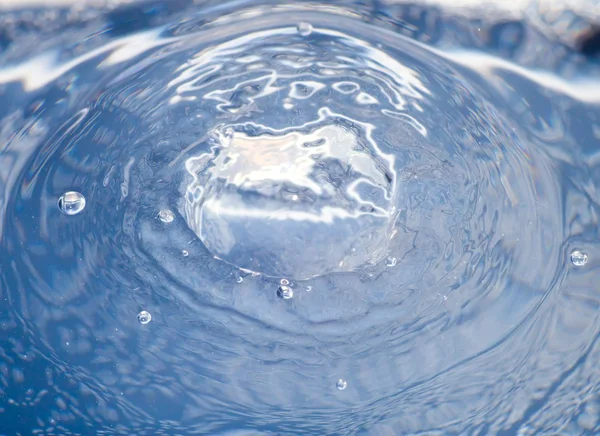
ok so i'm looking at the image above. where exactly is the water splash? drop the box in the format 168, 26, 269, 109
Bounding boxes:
182, 109, 398, 279
0, 1, 597, 435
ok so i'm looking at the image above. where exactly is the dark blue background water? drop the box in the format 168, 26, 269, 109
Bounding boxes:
1, 1, 599, 434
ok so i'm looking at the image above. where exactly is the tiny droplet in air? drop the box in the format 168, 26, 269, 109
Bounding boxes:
137, 310, 152, 325
158, 209, 175, 223
570, 250, 588, 267
277, 285, 293, 299
297, 22, 313, 36
58, 191, 86, 215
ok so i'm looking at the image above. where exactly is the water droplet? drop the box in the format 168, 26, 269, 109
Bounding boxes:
236, 276, 243, 283
58, 191, 86, 215
571, 250, 588, 267
386, 257, 397, 267
336, 379, 348, 390
277, 285, 293, 299
305, 285, 312, 292
137, 310, 152, 325
182, 250, 189, 257
280, 278, 290, 286
297, 22, 313, 36
158, 209, 175, 223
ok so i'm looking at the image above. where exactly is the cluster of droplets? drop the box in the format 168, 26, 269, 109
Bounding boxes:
277, 278, 293, 299
55, 188, 588, 399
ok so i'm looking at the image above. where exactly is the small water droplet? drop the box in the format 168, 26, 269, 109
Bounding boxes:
305, 285, 312, 292
158, 209, 174, 223
182, 250, 189, 257
571, 250, 588, 267
277, 285, 293, 299
137, 310, 152, 325
297, 22, 313, 36
280, 278, 290, 286
336, 379, 347, 390
58, 191, 86, 215
386, 257, 397, 267
236, 276, 243, 283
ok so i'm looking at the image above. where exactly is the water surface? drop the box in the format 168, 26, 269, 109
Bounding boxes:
1, 1, 600, 434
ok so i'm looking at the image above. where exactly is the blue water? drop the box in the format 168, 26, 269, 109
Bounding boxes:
1, 1, 599, 434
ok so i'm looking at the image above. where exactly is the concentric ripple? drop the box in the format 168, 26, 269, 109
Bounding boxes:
0, 2, 599, 435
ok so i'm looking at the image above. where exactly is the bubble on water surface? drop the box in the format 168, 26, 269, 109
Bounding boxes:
182, 109, 398, 280
277, 285, 293, 299
336, 379, 348, 390
182, 250, 189, 257
570, 250, 588, 267
297, 22, 313, 36
57, 191, 86, 215
137, 311, 152, 325
158, 209, 175, 223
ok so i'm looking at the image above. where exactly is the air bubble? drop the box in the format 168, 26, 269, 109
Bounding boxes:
58, 191, 86, 215
277, 285, 293, 299
158, 209, 175, 223
305, 286, 312, 292
336, 379, 348, 390
297, 22, 313, 36
236, 276, 244, 283
280, 278, 290, 286
137, 310, 152, 325
182, 250, 189, 257
571, 250, 588, 267
386, 257, 397, 267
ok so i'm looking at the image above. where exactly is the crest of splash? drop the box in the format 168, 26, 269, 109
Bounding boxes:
183, 109, 398, 280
